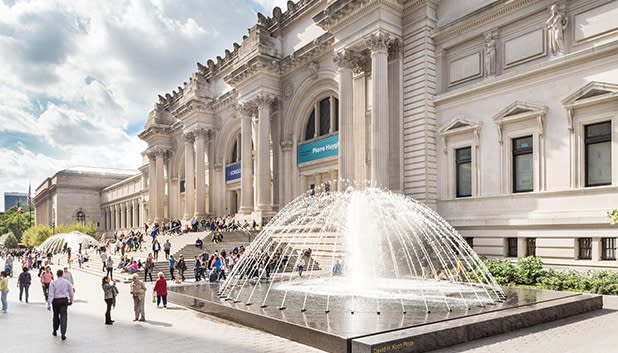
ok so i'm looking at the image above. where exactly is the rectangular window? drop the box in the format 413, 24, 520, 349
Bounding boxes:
526, 238, 536, 257
585, 121, 612, 186
578, 238, 592, 260
513, 136, 533, 192
456, 147, 472, 197
507, 237, 518, 257
464, 237, 474, 248
180, 180, 185, 193
602, 238, 616, 260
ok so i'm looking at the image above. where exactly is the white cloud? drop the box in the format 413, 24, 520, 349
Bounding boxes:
0, 0, 260, 209
252, 0, 288, 12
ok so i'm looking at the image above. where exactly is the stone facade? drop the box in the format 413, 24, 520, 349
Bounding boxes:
34, 167, 137, 231
39, 0, 618, 269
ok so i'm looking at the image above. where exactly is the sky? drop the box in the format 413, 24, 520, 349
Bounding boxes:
0, 0, 288, 210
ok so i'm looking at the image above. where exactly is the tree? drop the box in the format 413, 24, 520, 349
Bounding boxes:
0, 206, 34, 241
0, 232, 18, 248
609, 210, 618, 224
21, 225, 53, 247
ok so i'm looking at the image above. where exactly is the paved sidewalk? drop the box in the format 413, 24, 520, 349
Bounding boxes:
0, 268, 324, 353
431, 296, 618, 353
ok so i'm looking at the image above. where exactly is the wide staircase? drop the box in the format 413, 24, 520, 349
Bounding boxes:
267, 226, 341, 272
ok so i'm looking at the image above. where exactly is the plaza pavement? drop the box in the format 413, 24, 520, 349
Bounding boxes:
2, 266, 618, 353
0, 268, 324, 353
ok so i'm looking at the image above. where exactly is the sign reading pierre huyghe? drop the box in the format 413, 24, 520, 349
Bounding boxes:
297, 134, 339, 164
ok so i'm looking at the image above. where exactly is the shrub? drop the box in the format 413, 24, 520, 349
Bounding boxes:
483, 258, 516, 285
515, 256, 545, 285
22, 225, 54, 247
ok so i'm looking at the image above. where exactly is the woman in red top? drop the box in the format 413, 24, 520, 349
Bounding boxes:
153, 272, 168, 308
40, 266, 54, 302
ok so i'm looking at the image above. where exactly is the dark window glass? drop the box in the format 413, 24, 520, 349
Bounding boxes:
305, 110, 315, 141
602, 238, 616, 260
526, 238, 536, 257
513, 136, 533, 193
231, 140, 238, 163
309, 184, 315, 196
579, 238, 592, 260
76, 211, 85, 224
180, 180, 185, 193
464, 237, 474, 248
319, 98, 331, 136
585, 121, 612, 186
507, 238, 518, 257
456, 147, 472, 197
334, 98, 339, 131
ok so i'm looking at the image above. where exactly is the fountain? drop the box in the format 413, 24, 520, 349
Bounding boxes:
168, 185, 602, 353
38, 231, 98, 254
218, 187, 504, 314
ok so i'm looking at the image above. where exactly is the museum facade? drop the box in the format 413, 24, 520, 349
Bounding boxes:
36, 0, 618, 269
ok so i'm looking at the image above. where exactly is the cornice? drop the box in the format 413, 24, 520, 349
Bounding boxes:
223, 55, 280, 86
280, 33, 334, 76
211, 89, 238, 112
432, 0, 540, 44
313, 0, 405, 32
171, 97, 214, 121
138, 125, 172, 141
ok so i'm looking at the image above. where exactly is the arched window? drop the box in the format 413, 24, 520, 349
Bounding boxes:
76, 211, 86, 225
230, 139, 240, 163
304, 96, 339, 141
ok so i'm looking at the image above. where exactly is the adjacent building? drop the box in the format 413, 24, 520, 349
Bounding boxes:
34, 167, 137, 229
4, 192, 27, 212
36, 0, 618, 269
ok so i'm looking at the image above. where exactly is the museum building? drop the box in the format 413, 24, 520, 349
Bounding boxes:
35, 0, 618, 269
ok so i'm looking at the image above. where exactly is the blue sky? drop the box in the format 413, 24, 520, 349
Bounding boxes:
0, 0, 287, 210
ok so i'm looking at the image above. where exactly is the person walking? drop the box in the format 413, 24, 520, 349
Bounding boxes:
130, 274, 146, 321
106, 257, 114, 281
100, 251, 108, 272
63, 267, 74, 293
168, 255, 176, 281
40, 266, 54, 302
152, 240, 161, 261
47, 269, 74, 340
163, 240, 171, 260
153, 272, 168, 308
144, 254, 154, 282
0, 271, 8, 313
17, 267, 31, 303
176, 255, 187, 282
101, 276, 117, 325
297, 257, 305, 277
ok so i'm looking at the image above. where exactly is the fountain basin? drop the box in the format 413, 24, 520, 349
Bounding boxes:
168, 283, 602, 353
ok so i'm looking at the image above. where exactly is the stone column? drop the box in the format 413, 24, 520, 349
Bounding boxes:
114, 204, 119, 231
207, 133, 216, 215
239, 104, 255, 214
194, 129, 207, 218
155, 149, 166, 223
132, 199, 138, 228
255, 94, 275, 212
184, 132, 195, 220
366, 30, 392, 188
147, 152, 156, 223
120, 203, 126, 229
280, 140, 293, 206
214, 163, 224, 216
334, 49, 356, 190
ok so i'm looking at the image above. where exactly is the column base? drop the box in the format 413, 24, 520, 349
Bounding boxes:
193, 212, 207, 219
238, 206, 254, 215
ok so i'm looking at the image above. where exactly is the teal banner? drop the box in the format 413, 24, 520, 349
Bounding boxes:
297, 134, 339, 164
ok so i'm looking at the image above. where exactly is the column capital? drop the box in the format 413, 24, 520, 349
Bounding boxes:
365, 30, 395, 53
147, 145, 170, 157
333, 48, 358, 70
235, 102, 257, 118
183, 131, 195, 143
253, 94, 277, 109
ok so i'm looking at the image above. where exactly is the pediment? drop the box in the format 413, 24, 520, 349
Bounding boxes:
493, 101, 547, 124
562, 81, 618, 108
439, 116, 481, 136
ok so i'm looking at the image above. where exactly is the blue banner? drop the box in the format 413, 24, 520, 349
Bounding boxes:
225, 163, 241, 181
297, 134, 339, 164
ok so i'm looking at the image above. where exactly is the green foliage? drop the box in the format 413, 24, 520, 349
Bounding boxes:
0, 206, 34, 241
21, 222, 98, 247
0, 232, 18, 248
483, 256, 618, 295
515, 256, 544, 285
21, 224, 54, 247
